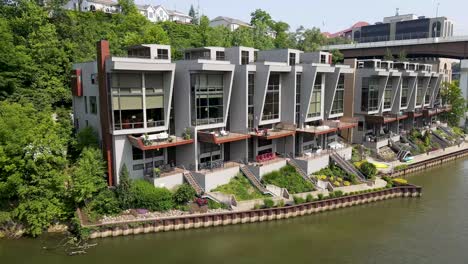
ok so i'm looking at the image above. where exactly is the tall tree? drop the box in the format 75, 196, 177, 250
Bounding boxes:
272, 21, 291, 48
440, 81, 467, 127
69, 148, 106, 206
250, 9, 273, 27
0, 102, 69, 236
188, 4, 198, 25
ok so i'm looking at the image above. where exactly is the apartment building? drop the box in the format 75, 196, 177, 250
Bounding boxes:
352, 14, 453, 43
344, 58, 449, 152
74, 41, 439, 192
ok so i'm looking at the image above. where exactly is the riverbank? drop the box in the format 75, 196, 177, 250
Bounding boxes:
78, 143, 468, 239
80, 185, 421, 239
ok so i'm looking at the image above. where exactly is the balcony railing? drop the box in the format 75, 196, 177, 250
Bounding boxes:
192, 117, 224, 126
262, 113, 279, 121
114, 121, 145, 130
147, 120, 165, 128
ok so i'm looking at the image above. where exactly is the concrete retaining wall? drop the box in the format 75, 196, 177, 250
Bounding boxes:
83, 186, 422, 239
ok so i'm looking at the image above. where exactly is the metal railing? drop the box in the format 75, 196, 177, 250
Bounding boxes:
146, 120, 165, 127
192, 117, 224, 126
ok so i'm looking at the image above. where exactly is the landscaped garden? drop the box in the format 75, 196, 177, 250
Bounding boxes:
212, 174, 267, 201
82, 165, 228, 225
313, 164, 358, 187
407, 129, 438, 154
261, 165, 315, 194
353, 160, 378, 180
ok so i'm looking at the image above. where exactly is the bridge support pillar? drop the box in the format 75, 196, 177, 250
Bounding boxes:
460, 60, 468, 129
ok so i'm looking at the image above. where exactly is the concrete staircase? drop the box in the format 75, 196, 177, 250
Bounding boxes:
183, 171, 204, 196
431, 133, 450, 148
330, 152, 368, 183
286, 158, 317, 185
239, 165, 274, 196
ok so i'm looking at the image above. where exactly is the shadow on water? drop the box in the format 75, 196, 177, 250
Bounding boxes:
1, 159, 468, 264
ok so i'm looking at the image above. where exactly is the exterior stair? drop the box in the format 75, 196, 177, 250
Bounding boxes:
330, 152, 368, 183
239, 165, 274, 196
286, 158, 317, 185
183, 171, 204, 196
438, 126, 455, 137
431, 133, 450, 148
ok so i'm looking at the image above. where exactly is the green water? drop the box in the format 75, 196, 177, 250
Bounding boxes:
1, 159, 468, 264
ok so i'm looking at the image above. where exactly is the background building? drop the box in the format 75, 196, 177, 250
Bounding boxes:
351, 14, 454, 43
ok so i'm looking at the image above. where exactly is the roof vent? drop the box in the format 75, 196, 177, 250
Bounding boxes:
418, 16, 426, 19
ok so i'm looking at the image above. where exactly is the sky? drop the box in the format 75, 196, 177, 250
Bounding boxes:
135, 0, 468, 35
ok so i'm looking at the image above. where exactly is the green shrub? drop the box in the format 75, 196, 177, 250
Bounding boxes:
263, 198, 275, 208
328, 192, 335, 198
343, 181, 351, 186
87, 189, 121, 216
173, 184, 196, 205
208, 200, 227, 209
212, 174, 265, 200
262, 165, 314, 194
253, 203, 262, 210
131, 180, 174, 211
333, 190, 344, 198
333, 181, 340, 187
293, 196, 305, 204
306, 194, 314, 202
359, 161, 377, 179
317, 193, 324, 200
277, 199, 285, 207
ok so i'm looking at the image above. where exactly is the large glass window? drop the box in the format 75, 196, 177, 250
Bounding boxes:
401, 78, 409, 108
262, 73, 280, 121
384, 78, 393, 109
111, 73, 144, 130
248, 73, 255, 128
308, 74, 322, 118
331, 75, 344, 115
191, 73, 224, 126
361, 77, 379, 112
132, 147, 143, 160
145, 73, 165, 127
416, 78, 424, 105
295, 74, 301, 124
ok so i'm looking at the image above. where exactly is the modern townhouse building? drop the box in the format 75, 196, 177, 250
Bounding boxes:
73, 41, 453, 194
344, 58, 449, 153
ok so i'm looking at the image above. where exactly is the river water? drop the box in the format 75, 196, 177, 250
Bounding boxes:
1, 159, 468, 264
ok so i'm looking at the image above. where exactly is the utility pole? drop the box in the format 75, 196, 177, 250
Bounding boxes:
436, 2, 440, 17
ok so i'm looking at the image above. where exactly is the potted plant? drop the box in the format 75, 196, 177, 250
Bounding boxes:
183, 127, 192, 140
142, 134, 151, 146
153, 168, 161, 178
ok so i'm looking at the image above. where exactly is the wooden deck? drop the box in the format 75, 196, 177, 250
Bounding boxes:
128, 135, 194, 151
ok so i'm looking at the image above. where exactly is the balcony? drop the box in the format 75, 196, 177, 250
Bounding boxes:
198, 130, 250, 144
407, 110, 423, 118
196, 160, 241, 173
365, 113, 408, 124
423, 108, 438, 117
364, 134, 401, 150
250, 123, 296, 140
297, 125, 338, 135
322, 117, 358, 130
128, 134, 193, 151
